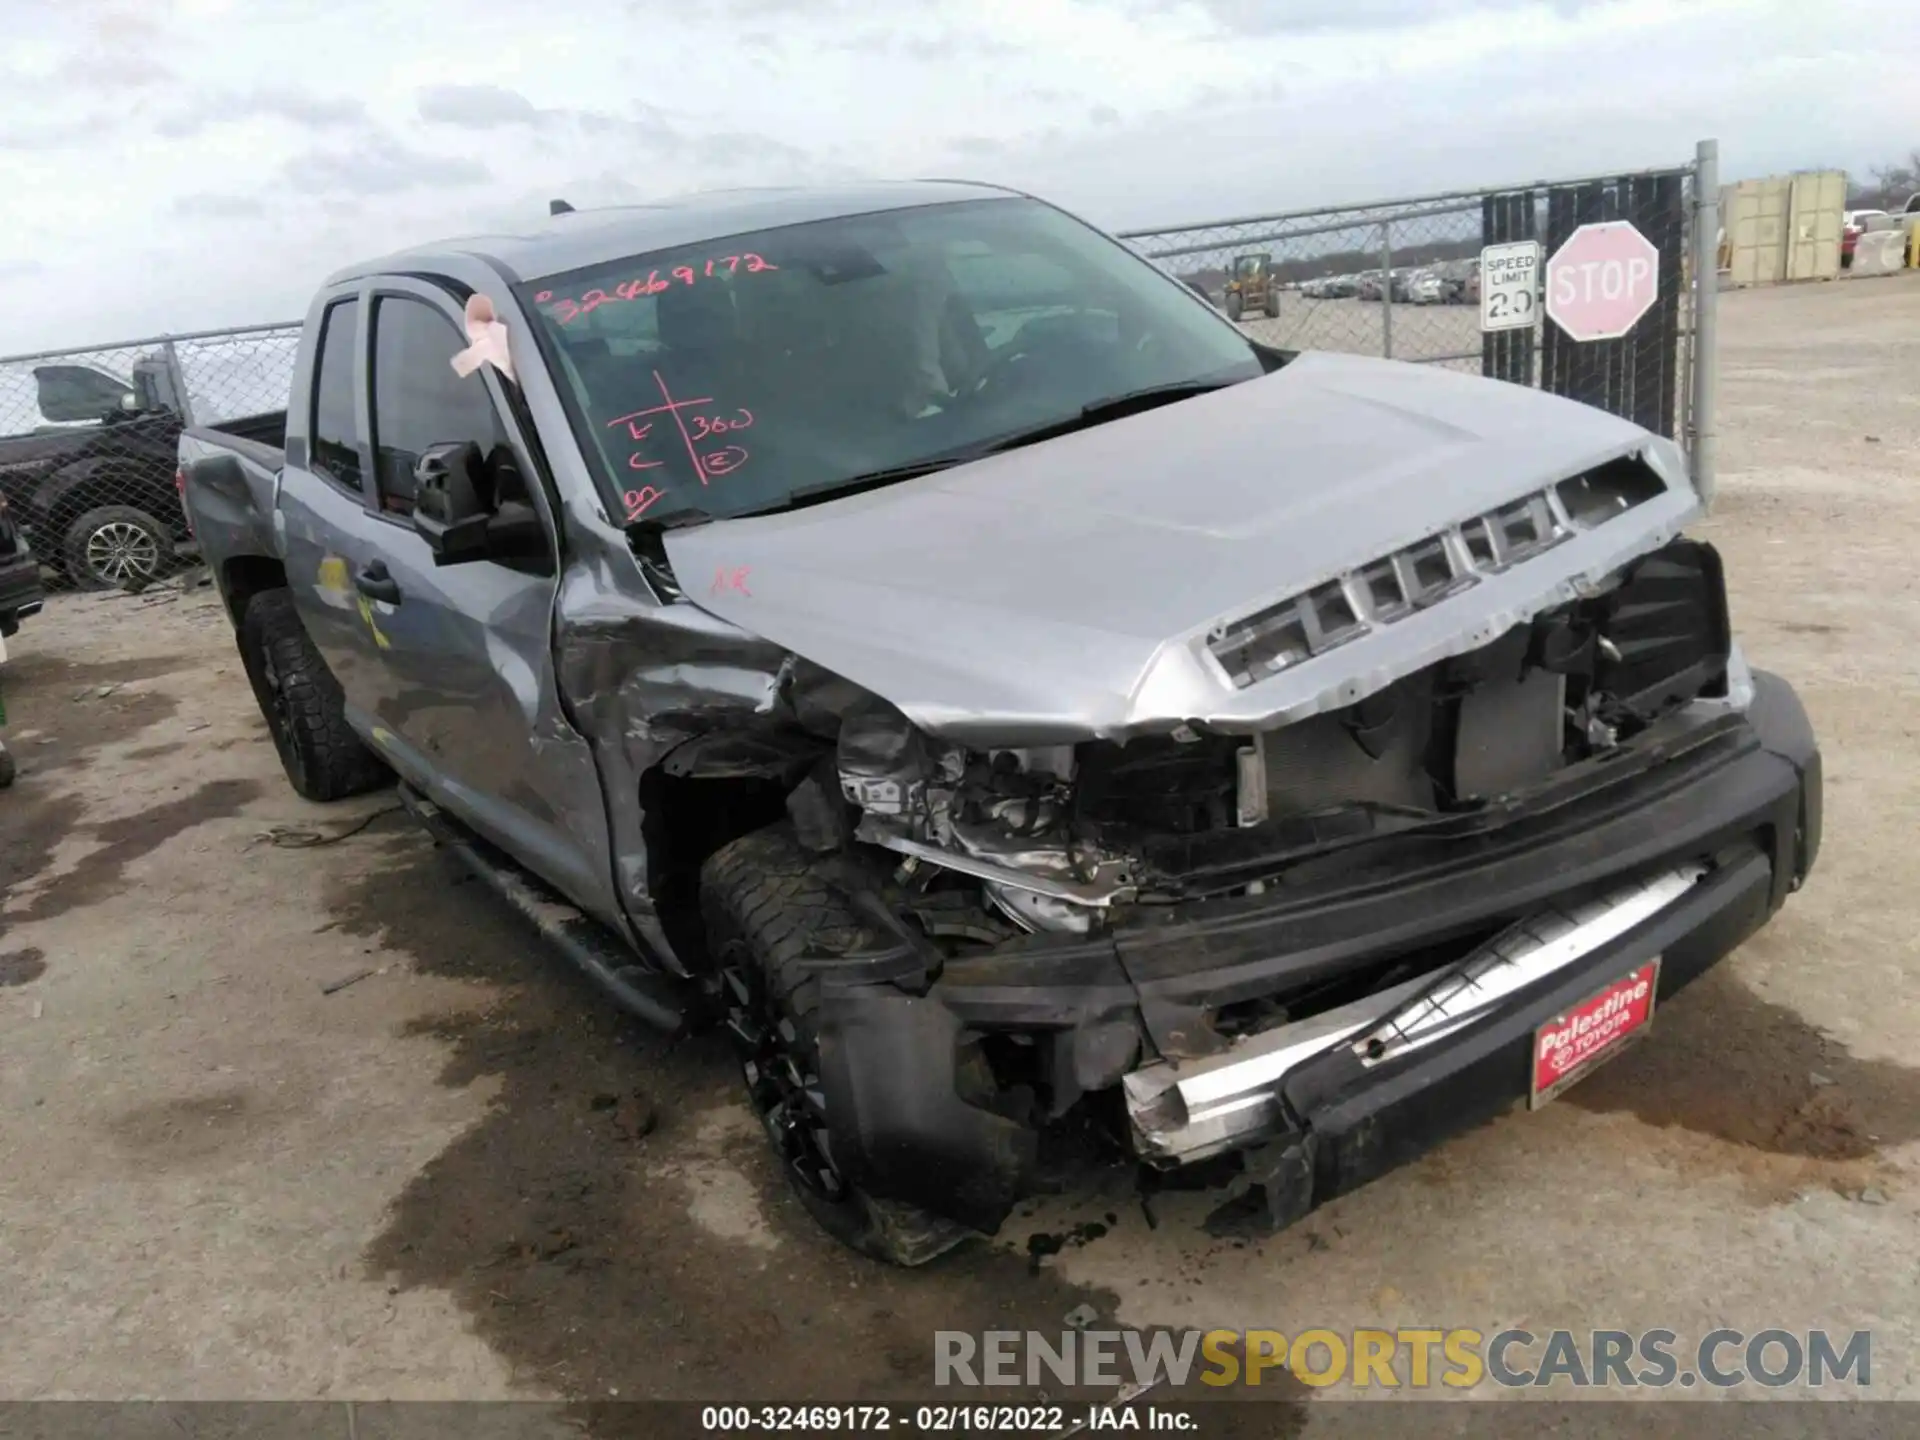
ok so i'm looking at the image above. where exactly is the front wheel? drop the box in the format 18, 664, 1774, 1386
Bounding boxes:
237, 588, 391, 802
1225, 292, 1244, 322
63, 505, 174, 591
701, 825, 973, 1267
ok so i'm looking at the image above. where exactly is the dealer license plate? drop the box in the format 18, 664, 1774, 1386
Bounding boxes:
1529, 958, 1660, 1108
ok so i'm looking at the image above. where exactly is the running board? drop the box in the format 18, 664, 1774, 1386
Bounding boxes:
1124, 863, 1706, 1166
396, 784, 694, 1034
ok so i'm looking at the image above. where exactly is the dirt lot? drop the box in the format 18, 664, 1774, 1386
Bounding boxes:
2, 275, 1917, 1411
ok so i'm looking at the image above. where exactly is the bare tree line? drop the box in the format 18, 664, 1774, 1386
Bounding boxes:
1846, 150, 1920, 211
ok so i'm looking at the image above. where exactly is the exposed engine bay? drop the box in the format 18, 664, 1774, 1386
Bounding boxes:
835, 537, 1732, 940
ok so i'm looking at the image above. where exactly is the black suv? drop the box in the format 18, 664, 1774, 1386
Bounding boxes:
0, 361, 190, 589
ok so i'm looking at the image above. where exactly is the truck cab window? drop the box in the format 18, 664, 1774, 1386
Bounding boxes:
370, 296, 508, 518
310, 299, 362, 494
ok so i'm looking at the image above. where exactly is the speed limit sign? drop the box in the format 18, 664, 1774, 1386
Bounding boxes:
1479, 240, 1540, 332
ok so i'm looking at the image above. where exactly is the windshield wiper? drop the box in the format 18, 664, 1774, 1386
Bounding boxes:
970, 378, 1245, 458
774, 459, 967, 513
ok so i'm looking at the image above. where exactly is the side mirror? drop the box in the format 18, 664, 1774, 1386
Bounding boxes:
411, 441, 547, 568
411, 441, 492, 564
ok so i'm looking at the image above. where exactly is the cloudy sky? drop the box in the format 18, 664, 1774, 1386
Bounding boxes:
2, 0, 1917, 354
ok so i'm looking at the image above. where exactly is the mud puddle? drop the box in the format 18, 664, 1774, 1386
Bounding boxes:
342, 835, 1305, 1420
1566, 964, 1919, 1202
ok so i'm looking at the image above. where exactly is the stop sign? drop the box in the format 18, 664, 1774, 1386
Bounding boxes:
1545, 221, 1660, 341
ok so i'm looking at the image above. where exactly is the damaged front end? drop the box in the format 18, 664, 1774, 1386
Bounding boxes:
772, 527, 1819, 1238
835, 477, 1735, 940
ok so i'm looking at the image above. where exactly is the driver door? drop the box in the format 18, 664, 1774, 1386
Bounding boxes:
285, 278, 617, 921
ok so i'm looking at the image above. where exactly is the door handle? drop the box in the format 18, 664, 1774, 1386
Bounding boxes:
352, 560, 402, 604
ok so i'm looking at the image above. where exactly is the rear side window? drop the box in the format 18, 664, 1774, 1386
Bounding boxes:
310, 299, 362, 494
369, 296, 506, 517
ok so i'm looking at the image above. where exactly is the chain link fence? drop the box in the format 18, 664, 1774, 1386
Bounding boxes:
0, 142, 1721, 592
1119, 141, 1718, 496
0, 323, 298, 588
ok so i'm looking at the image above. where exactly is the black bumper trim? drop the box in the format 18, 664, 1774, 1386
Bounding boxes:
1266, 842, 1774, 1226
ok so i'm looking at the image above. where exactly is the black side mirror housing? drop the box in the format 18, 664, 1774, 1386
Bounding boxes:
411, 441, 493, 564
411, 441, 549, 568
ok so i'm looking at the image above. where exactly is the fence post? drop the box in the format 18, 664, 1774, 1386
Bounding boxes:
160, 338, 196, 427
1379, 220, 1394, 359
1689, 139, 1719, 509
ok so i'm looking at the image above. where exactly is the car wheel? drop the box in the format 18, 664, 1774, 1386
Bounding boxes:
62, 505, 174, 591
1225, 292, 1244, 322
237, 588, 391, 802
702, 823, 974, 1268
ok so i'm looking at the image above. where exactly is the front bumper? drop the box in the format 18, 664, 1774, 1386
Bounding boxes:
814, 671, 1821, 1235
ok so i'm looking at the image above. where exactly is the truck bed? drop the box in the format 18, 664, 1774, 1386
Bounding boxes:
186, 411, 287, 473
178, 412, 290, 600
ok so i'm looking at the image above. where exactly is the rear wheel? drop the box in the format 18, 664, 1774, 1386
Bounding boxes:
237, 588, 390, 802
701, 824, 972, 1267
62, 506, 173, 591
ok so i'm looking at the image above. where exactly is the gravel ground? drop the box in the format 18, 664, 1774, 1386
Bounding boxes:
0, 274, 1915, 1416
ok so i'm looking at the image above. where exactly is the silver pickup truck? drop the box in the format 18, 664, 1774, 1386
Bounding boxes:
181, 180, 1821, 1265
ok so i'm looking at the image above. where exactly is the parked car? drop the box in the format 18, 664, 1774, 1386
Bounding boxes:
183, 180, 1821, 1267
0, 497, 45, 639
1404, 269, 1447, 305
0, 360, 193, 589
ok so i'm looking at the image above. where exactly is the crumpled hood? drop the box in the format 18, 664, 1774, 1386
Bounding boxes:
665, 351, 1699, 743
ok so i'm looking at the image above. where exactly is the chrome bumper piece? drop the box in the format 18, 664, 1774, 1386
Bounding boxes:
1123, 864, 1705, 1165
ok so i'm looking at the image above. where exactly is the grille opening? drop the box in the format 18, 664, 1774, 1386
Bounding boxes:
1463, 519, 1500, 569
1497, 501, 1546, 551
1558, 456, 1667, 528
1406, 538, 1454, 596
1360, 560, 1404, 615
1304, 581, 1361, 641
1214, 604, 1312, 685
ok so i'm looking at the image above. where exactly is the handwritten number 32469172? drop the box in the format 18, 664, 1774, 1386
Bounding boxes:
537, 254, 777, 326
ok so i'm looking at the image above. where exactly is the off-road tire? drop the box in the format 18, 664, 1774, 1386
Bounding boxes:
1265, 297, 1281, 319
701, 824, 972, 1267
0, 743, 15, 790
1225, 292, 1244, 322
237, 588, 390, 802
62, 505, 174, 592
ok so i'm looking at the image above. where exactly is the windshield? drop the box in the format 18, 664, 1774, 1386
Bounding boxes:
517, 197, 1264, 524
